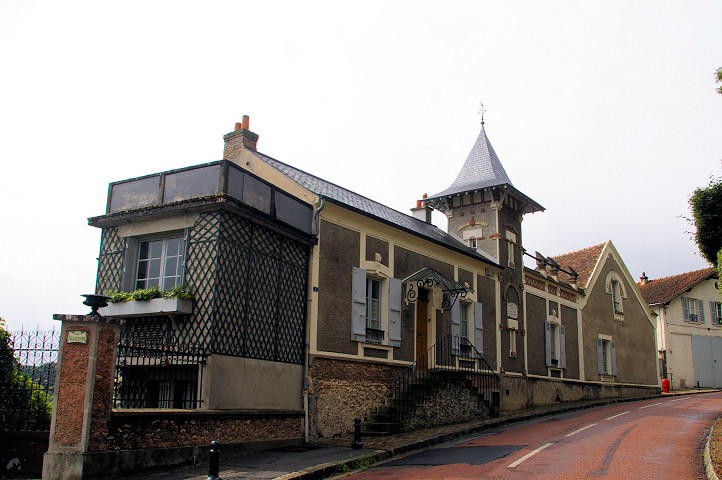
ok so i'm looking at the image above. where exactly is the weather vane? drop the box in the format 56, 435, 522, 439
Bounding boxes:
478, 100, 486, 125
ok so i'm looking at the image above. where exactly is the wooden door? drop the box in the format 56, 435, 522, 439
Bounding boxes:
416, 297, 428, 362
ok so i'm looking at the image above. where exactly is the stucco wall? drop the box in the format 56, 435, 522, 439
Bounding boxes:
317, 220, 360, 355
562, 304, 580, 379
526, 293, 547, 376
203, 355, 303, 410
477, 274, 497, 370
582, 255, 657, 385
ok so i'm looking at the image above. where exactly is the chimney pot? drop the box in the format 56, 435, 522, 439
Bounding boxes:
235, 122, 242, 131
242, 115, 250, 130
640, 272, 649, 285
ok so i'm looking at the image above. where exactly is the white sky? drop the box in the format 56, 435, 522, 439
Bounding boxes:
1, 1, 721, 331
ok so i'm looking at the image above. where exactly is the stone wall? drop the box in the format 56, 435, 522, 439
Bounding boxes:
97, 411, 303, 451
307, 356, 404, 440
500, 374, 660, 411
406, 381, 489, 431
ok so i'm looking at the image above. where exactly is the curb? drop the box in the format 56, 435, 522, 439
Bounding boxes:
705, 418, 720, 480
285, 390, 718, 480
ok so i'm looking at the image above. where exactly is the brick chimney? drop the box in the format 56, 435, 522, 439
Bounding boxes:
223, 115, 259, 159
639, 272, 649, 285
411, 194, 432, 223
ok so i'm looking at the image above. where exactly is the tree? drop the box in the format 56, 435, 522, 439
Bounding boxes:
689, 177, 722, 266
717, 67, 722, 95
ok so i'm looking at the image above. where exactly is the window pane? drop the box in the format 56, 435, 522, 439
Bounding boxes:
167, 237, 181, 256
165, 257, 177, 278
139, 241, 150, 259
149, 240, 163, 259
148, 259, 161, 279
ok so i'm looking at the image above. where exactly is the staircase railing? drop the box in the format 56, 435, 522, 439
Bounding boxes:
386, 335, 499, 432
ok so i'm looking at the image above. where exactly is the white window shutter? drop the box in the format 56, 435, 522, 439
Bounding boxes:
474, 302, 483, 355
351, 267, 367, 342
597, 339, 604, 374
610, 341, 617, 376
451, 300, 461, 354
559, 324, 566, 369
545, 321, 552, 367
682, 297, 689, 321
698, 299, 705, 323
388, 277, 402, 347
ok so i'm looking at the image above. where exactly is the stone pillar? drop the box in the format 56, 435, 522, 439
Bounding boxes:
43, 314, 120, 480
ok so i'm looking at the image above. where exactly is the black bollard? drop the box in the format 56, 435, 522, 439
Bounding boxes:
207, 440, 221, 480
351, 417, 363, 449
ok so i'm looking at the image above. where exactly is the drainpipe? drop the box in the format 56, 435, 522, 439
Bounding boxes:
303, 197, 325, 442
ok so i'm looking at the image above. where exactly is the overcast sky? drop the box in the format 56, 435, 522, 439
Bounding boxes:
1, 1, 721, 331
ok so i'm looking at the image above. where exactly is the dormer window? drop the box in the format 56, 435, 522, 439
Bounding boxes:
469, 238, 477, 249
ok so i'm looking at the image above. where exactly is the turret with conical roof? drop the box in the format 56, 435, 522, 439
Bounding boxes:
423, 121, 544, 263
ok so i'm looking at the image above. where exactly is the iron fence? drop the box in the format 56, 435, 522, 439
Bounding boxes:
1, 327, 59, 432
386, 335, 499, 432
113, 330, 206, 409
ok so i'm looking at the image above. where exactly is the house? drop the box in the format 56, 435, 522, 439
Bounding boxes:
637, 267, 721, 388
535, 242, 659, 388
51, 115, 661, 475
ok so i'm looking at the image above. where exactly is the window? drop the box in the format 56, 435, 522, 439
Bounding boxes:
597, 337, 617, 376
460, 303, 470, 339
506, 231, 517, 268
366, 277, 381, 331
682, 297, 705, 323
709, 302, 722, 325
469, 238, 477, 249
136, 235, 186, 290
545, 320, 566, 368
351, 267, 401, 346
611, 280, 623, 314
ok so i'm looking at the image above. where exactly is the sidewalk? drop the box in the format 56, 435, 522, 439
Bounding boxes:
121, 389, 716, 480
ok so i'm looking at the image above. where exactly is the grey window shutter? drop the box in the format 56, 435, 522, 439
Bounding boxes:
474, 302, 483, 355
559, 325, 567, 369
451, 300, 461, 354
610, 341, 617, 376
711, 302, 719, 325
351, 267, 367, 342
545, 321, 552, 367
682, 297, 689, 321
698, 299, 705, 323
597, 338, 604, 374
388, 277, 402, 347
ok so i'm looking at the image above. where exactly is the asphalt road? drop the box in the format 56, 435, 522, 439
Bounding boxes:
348, 392, 722, 479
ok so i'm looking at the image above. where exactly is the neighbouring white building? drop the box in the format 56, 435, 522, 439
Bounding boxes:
638, 267, 722, 389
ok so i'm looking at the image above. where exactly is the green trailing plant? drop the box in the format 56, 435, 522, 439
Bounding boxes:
105, 285, 194, 303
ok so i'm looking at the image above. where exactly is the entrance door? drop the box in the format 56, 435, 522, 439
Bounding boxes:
416, 289, 429, 366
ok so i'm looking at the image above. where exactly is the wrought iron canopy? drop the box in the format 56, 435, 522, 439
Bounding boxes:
402, 267, 472, 311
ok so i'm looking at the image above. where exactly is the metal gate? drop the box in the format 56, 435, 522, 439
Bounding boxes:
691, 335, 722, 388
0, 327, 59, 478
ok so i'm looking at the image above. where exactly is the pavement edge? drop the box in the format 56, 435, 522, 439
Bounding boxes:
705, 417, 720, 480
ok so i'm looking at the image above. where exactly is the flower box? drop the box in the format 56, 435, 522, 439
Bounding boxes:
99, 297, 192, 318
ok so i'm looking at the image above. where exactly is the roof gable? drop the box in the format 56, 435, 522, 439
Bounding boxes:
637, 267, 716, 305
550, 243, 606, 289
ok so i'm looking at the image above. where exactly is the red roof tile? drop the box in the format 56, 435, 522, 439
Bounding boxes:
549, 242, 606, 289
637, 267, 716, 305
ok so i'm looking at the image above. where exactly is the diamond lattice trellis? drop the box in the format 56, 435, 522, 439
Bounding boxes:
95, 227, 124, 294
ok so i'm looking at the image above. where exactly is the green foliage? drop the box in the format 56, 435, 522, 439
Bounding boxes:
0, 318, 52, 431
105, 285, 194, 303
717, 66, 722, 95
689, 176, 722, 265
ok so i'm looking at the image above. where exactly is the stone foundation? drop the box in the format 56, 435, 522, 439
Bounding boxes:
307, 356, 405, 439
406, 381, 489, 431
500, 374, 660, 411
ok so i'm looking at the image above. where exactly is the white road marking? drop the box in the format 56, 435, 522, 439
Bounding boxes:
508, 442, 554, 468
605, 411, 630, 420
565, 423, 597, 437
639, 402, 663, 409
670, 398, 685, 402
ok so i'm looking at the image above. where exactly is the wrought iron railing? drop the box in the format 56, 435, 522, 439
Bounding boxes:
1, 327, 59, 432
114, 336, 206, 409
386, 335, 499, 432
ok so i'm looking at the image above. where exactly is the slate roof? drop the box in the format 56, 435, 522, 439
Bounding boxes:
424, 123, 544, 214
637, 267, 716, 305
429, 123, 512, 198
252, 151, 500, 266
549, 242, 607, 289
